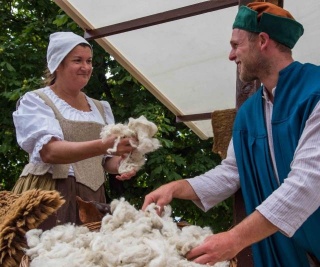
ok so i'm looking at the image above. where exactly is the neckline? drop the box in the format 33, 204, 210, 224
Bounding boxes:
47, 86, 92, 113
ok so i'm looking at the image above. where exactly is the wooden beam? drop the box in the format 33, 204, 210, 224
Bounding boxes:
84, 0, 238, 40
176, 112, 212, 123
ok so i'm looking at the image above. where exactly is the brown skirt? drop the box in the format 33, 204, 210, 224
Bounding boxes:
12, 173, 106, 230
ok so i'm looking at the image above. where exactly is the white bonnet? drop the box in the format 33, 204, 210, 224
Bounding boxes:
47, 32, 92, 74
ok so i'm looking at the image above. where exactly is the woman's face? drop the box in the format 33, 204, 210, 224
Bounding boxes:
56, 45, 93, 89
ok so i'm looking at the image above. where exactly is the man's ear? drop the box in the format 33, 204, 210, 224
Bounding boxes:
259, 32, 270, 50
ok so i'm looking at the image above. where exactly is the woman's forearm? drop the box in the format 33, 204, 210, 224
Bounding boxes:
40, 138, 108, 164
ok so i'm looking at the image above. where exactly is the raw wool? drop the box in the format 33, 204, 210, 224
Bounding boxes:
25, 198, 230, 267
100, 115, 161, 174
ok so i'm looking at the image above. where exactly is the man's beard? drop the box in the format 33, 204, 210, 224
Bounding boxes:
239, 68, 258, 83
239, 50, 265, 83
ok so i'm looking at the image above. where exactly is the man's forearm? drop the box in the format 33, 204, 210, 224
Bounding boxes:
228, 210, 279, 251
170, 179, 200, 201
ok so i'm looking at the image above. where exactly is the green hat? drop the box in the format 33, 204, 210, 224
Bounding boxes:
233, 2, 304, 49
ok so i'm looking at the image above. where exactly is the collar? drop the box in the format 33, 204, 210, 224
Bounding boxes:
262, 86, 276, 103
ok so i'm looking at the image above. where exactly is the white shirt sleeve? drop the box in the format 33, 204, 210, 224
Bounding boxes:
13, 91, 64, 162
100, 100, 115, 125
186, 100, 320, 238
12, 88, 115, 163
257, 101, 320, 237
187, 140, 240, 212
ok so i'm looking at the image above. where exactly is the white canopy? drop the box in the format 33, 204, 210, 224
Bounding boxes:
54, 0, 320, 139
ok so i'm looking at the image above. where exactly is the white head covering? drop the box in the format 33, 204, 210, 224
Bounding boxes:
47, 32, 92, 74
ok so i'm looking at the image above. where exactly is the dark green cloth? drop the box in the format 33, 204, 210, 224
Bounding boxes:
233, 5, 304, 48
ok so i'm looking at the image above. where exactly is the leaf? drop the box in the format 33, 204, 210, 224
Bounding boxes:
53, 14, 69, 26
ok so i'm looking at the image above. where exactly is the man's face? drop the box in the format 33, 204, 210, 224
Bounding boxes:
229, 29, 263, 83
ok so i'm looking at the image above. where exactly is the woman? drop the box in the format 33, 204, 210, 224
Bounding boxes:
12, 32, 136, 229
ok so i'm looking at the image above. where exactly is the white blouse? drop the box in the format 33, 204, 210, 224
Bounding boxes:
12, 87, 114, 165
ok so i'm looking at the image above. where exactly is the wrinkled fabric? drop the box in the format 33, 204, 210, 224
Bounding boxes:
47, 32, 91, 73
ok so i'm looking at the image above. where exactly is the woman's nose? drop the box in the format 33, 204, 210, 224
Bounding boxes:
81, 62, 92, 70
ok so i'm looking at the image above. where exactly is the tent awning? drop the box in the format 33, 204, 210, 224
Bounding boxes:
54, 0, 320, 139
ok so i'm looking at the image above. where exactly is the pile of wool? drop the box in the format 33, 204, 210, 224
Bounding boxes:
100, 115, 161, 174
25, 198, 230, 267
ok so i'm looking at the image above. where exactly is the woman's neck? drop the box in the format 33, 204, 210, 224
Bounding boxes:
50, 84, 90, 111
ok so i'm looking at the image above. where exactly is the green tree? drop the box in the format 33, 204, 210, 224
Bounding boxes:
0, 0, 232, 232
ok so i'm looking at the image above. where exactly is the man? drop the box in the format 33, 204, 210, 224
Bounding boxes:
142, 2, 320, 267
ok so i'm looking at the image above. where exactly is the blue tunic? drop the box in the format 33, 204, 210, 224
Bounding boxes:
233, 61, 320, 267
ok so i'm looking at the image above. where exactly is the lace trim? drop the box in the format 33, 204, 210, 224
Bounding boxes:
43, 87, 99, 121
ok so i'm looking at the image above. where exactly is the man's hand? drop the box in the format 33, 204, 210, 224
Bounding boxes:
142, 184, 175, 215
186, 231, 241, 265
186, 211, 279, 265
142, 180, 199, 215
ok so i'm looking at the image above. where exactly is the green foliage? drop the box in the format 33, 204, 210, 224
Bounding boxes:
0, 0, 61, 190
0, 0, 233, 231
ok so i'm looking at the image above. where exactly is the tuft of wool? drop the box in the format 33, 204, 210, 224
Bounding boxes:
100, 115, 161, 173
26, 198, 230, 267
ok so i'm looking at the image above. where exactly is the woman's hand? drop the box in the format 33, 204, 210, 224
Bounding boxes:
104, 135, 137, 156
104, 154, 136, 180
115, 154, 137, 180
116, 169, 137, 180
